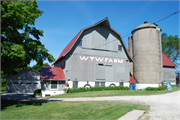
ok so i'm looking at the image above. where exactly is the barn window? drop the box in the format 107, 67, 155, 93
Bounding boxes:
119, 82, 124, 86
118, 45, 122, 51
51, 81, 58, 89
95, 82, 105, 87
59, 81, 65, 84
98, 63, 104, 66
13, 82, 19, 84
95, 82, 99, 86
77, 40, 82, 46
27, 83, 32, 84
34, 83, 38, 84
20, 82, 25, 84
73, 81, 78, 88
101, 82, 105, 87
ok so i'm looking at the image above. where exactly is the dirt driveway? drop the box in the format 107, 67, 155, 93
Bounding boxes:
49, 90, 180, 120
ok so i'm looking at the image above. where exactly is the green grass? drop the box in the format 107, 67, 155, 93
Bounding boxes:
1, 99, 149, 119
48, 85, 180, 98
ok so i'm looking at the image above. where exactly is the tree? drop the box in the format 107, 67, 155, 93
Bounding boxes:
32, 63, 50, 72
1, 71, 7, 92
176, 70, 180, 84
161, 33, 179, 65
1, 1, 55, 75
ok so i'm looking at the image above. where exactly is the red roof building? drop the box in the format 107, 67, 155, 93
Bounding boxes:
54, 17, 134, 65
129, 76, 136, 83
40, 18, 177, 96
41, 66, 65, 80
162, 53, 177, 67
52, 17, 134, 88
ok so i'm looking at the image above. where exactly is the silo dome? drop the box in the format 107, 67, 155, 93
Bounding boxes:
132, 23, 161, 34
130, 22, 163, 86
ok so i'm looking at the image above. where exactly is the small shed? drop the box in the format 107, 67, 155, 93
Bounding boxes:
6, 68, 41, 93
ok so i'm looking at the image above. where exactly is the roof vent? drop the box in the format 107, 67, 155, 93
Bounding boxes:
144, 21, 148, 24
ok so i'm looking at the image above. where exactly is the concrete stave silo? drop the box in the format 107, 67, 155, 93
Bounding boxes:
129, 22, 163, 89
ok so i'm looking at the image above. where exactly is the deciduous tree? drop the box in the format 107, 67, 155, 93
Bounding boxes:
1, 1, 55, 75
32, 63, 50, 72
161, 33, 179, 65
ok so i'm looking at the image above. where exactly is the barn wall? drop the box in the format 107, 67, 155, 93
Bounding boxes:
55, 25, 130, 84
163, 66, 176, 84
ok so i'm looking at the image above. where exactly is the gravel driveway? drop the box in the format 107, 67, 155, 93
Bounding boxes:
1, 91, 180, 120
49, 90, 180, 120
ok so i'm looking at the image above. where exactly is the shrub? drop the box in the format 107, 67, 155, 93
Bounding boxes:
34, 89, 41, 96
89, 86, 103, 91
1, 86, 6, 92
157, 87, 166, 90
66, 86, 130, 93
78, 87, 87, 92
145, 87, 165, 91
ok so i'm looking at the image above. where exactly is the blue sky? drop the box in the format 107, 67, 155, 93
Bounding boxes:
30, 1, 179, 66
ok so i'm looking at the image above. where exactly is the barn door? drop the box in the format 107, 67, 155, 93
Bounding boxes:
105, 65, 113, 82
96, 63, 105, 80
73, 81, 78, 88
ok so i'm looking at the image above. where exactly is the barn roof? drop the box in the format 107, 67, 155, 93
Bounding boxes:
162, 53, 177, 67
129, 76, 136, 83
53, 17, 134, 65
41, 66, 65, 80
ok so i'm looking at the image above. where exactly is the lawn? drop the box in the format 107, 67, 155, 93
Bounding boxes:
48, 85, 180, 98
1, 100, 149, 119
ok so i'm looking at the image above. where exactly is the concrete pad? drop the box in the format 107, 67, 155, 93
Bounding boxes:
118, 110, 145, 120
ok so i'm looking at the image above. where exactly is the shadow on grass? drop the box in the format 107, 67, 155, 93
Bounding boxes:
1, 99, 65, 111
1, 99, 48, 110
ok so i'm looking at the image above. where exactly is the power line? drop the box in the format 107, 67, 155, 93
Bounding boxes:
153, 11, 180, 24
122, 33, 131, 38
64, 11, 180, 56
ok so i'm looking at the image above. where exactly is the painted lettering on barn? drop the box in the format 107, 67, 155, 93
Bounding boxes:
79, 56, 123, 64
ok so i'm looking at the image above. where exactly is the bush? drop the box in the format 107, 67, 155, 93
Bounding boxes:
1, 86, 6, 92
1, 71, 7, 92
34, 89, 41, 96
145, 87, 166, 91
157, 87, 166, 90
67, 86, 130, 93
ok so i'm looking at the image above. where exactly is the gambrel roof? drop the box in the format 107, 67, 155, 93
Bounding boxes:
54, 17, 134, 65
